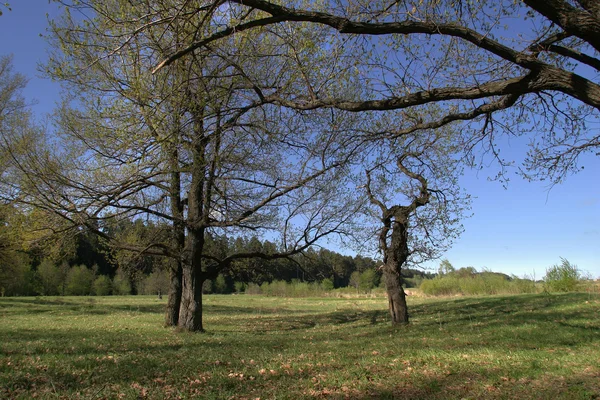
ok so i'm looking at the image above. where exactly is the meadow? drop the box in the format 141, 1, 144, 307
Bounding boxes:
1, 292, 599, 399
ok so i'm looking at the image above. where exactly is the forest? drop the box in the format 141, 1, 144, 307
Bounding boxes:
1, 215, 436, 297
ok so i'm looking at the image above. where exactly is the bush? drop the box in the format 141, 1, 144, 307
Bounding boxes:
420, 271, 539, 297
202, 279, 213, 294
214, 274, 228, 294
234, 281, 247, 293
112, 268, 132, 295
359, 269, 378, 293
420, 276, 461, 296
0, 254, 35, 296
245, 282, 261, 295
65, 265, 95, 296
321, 278, 334, 291
92, 275, 113, 296
36, 259, 62, 295
141, 269, 170, 296
545, 258, 581, 292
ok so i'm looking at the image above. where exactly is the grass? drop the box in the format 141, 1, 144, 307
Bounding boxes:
1, 293, 599, 399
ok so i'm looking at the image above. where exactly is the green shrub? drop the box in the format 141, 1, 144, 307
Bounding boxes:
359, 269, 378, 293
202, 279, 213, 294
420, 276, 461, 296
320, 278, 334, 291
420, 271, 538, 297
234, 281, 247, 293
214, 274, 228, 294
140, 269, 170, 296
545, 258, 581, 292
65, 265, 95, 296
92, 275, 113, 296
245, 282, 261, 295
36, 259, 62, 296
112, 269, 132, 295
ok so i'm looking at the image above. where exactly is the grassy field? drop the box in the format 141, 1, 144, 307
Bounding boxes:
1, 293, 599, 399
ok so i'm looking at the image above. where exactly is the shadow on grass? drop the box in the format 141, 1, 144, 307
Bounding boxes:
342, 370, 600, 400
1, 293, 599, 399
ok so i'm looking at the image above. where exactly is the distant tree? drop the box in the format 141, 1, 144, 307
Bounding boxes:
36, 259, 62, 295
214, 274, 228, 294
234, 281, 246, 293
456, 267, 477, 278
57, 261, 69, 296
438, 259, 456, 276
349, 271, 361, 292
112, 268, 132, 296
359, 269, 378, 293
92, 275, 113, 296
65, 265, 95, 296
142, 269, 170, 297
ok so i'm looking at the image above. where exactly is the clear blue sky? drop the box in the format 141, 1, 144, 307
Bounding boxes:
1, 1, 599, 279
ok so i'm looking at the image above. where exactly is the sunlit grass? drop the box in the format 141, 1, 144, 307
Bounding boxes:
1, 293, 599, 399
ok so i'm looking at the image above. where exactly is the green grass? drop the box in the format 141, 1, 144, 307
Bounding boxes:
1, 293, 599, 399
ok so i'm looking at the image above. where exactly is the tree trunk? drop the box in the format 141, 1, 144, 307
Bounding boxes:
383, 266, 409, 324
178, 261, 204, 332
177, 114, 207, 332
165, 260, 182, 326
384, 218, 410, 325
166, 138, 185, 327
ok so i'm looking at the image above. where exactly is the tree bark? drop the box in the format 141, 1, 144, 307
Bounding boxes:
383, 218, 411, 325
165, 260, 182, 327
178, 260, 205, 332
165, 142, 185, 327
383, 265, 409, 324
177, 110, 207, 332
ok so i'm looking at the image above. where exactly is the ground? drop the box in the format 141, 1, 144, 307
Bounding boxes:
1, 293, 599, 399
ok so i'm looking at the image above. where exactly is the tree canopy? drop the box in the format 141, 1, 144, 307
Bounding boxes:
147, 0, 600, 183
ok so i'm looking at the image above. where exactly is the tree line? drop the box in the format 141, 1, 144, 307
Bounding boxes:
0, 212, 435, 297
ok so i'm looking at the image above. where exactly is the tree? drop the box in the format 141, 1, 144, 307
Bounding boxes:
150, 0, 600, 184
438, 259, 456, 276
359, 269, 378, 293
37, 259, 62, 295
320, 277, 334, 291
0, 55, 27, 267
92, 275, 113, 296
349, 270, 361, 292
65, 265, 95, 296
361, 127, 469, 324
35, 0, 361, 332
112, 268, 132, 295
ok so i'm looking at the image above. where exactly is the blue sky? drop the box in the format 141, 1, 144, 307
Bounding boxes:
1, 1, 599, 279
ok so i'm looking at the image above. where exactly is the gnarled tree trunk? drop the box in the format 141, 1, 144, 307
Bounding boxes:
367, 155, 429, 326
383, 218, 411, 325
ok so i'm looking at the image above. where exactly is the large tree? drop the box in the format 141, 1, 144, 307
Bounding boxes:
359, 122, 468, 324
148, 0, 600, 183
32, 0, 361, 331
